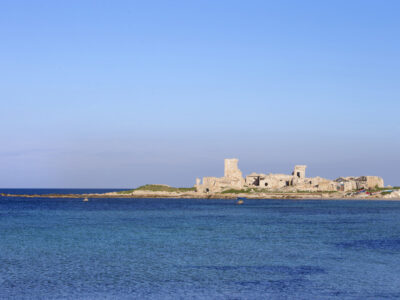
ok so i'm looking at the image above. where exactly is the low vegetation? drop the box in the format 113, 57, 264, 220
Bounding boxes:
117, 184, 196, 194
381, 191, 392, 196
366, 186, 400, 193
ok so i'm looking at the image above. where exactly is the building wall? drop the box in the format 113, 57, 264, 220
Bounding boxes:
196, 159, 384, 193
197, 158, 245, 193
366, 176, 384, 189
224, 158, 243, 180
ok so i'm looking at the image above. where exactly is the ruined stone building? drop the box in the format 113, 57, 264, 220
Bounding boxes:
196, 158, 384, 193
196, 159, 245, 193
334, 176, 384, 191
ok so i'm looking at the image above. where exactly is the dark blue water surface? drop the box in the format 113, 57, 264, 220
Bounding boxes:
1, 193, 400, 299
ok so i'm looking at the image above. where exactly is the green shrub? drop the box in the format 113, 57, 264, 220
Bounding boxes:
117, 185, 195, 194
381, 191, 392, 196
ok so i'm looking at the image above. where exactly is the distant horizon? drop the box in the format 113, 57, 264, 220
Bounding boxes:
0, 187, 132, 189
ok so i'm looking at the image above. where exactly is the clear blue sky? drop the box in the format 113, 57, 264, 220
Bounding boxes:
1, 0, 399, 188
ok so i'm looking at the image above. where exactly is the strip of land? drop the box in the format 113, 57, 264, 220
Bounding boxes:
1, 184, 399, 200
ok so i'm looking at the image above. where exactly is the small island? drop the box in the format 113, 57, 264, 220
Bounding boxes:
107, 158, 399, 200
2, 158, 399, 200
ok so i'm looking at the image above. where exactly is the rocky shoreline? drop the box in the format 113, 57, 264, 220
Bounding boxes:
1, 191, 399, 201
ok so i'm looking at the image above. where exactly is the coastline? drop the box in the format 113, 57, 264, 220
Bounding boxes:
1, 191, 399, 201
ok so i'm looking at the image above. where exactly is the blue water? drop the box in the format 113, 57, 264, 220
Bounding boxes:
1, 193, 400, 299
0, 188, 129, 195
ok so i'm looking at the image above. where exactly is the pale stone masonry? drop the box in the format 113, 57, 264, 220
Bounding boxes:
196, 159, 245, 193
196, 158, 384, 193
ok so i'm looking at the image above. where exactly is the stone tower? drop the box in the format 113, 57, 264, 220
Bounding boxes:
224, 158, 243, 179
293, 165, 307, 179
292, 165, 307, 185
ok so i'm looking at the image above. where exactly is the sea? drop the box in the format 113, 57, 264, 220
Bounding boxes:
1, 189, 400, 299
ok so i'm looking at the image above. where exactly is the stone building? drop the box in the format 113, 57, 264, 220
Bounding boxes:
246, 165, 310, 189
335, 176, 384, 191
196, 158, 384, 193
196, 159, 245, 193
246, 173, 293, 189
